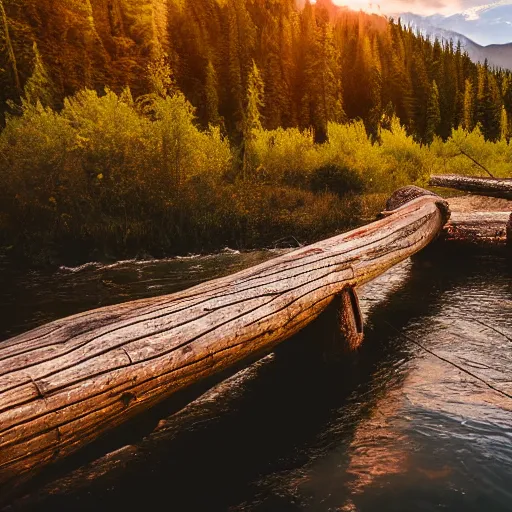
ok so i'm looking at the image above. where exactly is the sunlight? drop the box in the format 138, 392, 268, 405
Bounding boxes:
330, 0, 465, 16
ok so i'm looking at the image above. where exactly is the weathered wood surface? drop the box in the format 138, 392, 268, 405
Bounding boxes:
440, 195, 512, 244
442, 211, 512, 244
0, 187, 449, 487
430, 174, 512, 199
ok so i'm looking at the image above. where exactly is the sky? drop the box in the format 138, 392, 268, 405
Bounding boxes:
329, 0, 512, 16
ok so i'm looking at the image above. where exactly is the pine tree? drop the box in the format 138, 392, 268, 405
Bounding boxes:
500, 105, 509, 141
425, 80, 441, 143
225, 0, 256, 139
257, 0, 296, 129
411, 52, 431, 140
477, 61, 502, 140
24, 42, 54, 107
314, 9, 344, 140
297, 0, 317, 133
439, 42, 458, 138
245, 60, 264, 134
0, 0, 20, 93
242, 60, 264, 176
462, 78, 474, 131
298, 2, 343, 142
204, 60, 222, 127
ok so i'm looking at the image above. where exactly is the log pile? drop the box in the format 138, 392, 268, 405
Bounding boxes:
429, 174, 512, 244
0, 187, 450, 488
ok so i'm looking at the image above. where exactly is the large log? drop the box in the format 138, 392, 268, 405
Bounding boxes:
430, 174, 512, 199
443, 212, 512, 244
0, 187, 450, 488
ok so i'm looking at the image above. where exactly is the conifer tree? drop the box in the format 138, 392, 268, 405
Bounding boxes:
298, 3, 343, 142
463, 78, 474, 131
425, 80, 441, 143
245, 60, 264, 134
314, 9, 344, 140
297, 0, 317, 132
477, 61, 502, 140
24, 42, 54, 107
225, 0, 256, 139
0, 0, 20, 93
367, 39, 383, 138
204, 60, 222, 127
242, 60, 264, 176
411, 52, 431, 140
500, 105, 509, 141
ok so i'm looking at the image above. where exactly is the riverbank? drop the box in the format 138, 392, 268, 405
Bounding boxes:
2, 86, 511, 267
0, 189, 387, 267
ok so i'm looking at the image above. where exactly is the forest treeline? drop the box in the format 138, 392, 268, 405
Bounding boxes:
1, 78, 510, 263
1, 0, 511, 142
0, 0, 511, 263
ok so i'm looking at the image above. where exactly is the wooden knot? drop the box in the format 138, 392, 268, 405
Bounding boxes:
120, 392, 136, 408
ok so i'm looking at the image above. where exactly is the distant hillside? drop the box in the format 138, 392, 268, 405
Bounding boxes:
400, 3, 512, 46
400, 12, 512, 70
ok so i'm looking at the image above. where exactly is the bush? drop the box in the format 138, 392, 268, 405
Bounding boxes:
0, 87, 233, 262
2, 86, 509, 265
431, 125, 512, 178
309, 164, 365, 196
248, 126, 318, 186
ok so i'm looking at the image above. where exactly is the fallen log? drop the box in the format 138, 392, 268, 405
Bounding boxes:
0, 187, 450, 488
442, 211, 512, 244
430, 174, 512, 199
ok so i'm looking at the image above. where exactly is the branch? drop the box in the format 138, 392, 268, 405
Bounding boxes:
457, 148, 495, 179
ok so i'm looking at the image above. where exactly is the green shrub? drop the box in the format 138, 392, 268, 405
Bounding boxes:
431, 125, 512, 178
2, 85, 509, 265
309, 164, 365, 196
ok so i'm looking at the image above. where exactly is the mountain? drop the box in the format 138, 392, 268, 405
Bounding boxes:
400, 2, 512, 46
399, 11, 512, 70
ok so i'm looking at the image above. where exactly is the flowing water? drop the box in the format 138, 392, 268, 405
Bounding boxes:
1, 248, 511, 511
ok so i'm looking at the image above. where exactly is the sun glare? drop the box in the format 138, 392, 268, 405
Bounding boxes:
330, 0, 464, 16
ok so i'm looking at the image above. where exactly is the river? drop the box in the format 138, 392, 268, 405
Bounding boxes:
1, 248, 511, 511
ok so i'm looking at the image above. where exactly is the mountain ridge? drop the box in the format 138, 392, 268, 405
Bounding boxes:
399, 12, 512, 70
399, 2, 512, 45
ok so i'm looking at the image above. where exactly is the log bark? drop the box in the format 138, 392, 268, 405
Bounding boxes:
442, 212, 512, 244
430, 175, 512, 199
0, 187, 449, 488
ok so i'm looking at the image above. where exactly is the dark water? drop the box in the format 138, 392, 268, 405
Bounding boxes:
1, 248, 511, 512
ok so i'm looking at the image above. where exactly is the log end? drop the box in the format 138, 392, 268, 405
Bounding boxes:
382, 186, 451, 224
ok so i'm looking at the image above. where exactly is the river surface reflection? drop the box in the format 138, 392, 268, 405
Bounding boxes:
1, 249, 511, 511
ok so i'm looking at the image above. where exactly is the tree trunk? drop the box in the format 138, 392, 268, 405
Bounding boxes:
0, 187, 449, 488
442, 211, 512, 244
430, 174, 512, 199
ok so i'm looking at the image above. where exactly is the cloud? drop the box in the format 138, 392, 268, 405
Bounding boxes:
331, 0, 460, 16
331, 0, 512, 16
